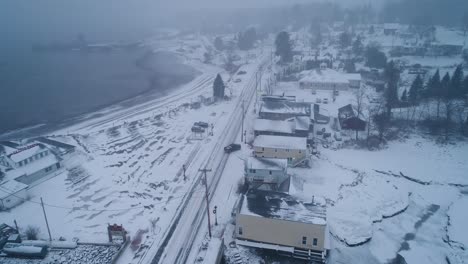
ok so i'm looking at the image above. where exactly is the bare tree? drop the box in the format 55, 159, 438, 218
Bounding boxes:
25, 225, 40, 240
354, 87, 367, 140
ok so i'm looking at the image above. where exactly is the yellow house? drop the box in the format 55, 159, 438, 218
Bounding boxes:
235, 190, 329, 262
252, 135, 309, 167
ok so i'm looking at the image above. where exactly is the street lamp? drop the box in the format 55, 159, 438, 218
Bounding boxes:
213, 205, 218, 226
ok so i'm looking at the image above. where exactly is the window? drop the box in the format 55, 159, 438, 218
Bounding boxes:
29, 157, 33, 162
302, 236, 307, 245
269, 170, 272, 175
262, 147, 264, 151
251, 169, 256, 173
313, 238, 318, 246
238, 227, 243, 235
299, 150, 302, 154
275, 149, 277, 152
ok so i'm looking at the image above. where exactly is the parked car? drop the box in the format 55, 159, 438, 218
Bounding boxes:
334, 132, 342, 141
323, 98, 329, 104
334, 90, 339, 96
194, 121, 209, 128
311, 90, 317, 95
316, 98, 322, 103
234, 78, 242, 83
238, 70, 247, 75
191, 126, 205, 133
224, 143, 241, 153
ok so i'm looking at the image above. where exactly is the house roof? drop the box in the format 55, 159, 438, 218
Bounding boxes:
253, 135, 307, 150
246, 157, 287, 171
299, 69, 361, 85
240, 190, 326, 225
338, 104, 356, 119
5, 155, 59, 181
7, 144, 45, 163
259, 101, 311, 116
254, 119, 294, 134
0, 180, 28, 199
294, 116, 310, 131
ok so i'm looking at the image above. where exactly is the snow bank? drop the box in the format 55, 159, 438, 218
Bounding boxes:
447, 196, 468, 248
328, 176, 409, 246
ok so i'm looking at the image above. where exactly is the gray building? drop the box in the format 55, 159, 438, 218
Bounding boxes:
259, 101, 311, 121
235, 190, 329, 262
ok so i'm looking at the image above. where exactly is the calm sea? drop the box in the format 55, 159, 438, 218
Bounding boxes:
0, 1, 196, 134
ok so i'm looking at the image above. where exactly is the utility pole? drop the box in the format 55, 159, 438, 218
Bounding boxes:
40, 197, 52, 242
199, 168, 213, 238
241, 100, 245, 143
213, 206, 218, 226
182, 164, 186, 181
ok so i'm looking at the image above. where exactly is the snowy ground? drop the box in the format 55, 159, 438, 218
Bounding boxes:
221, 77, 468, 264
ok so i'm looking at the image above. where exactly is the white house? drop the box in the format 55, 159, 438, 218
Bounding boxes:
298, 69, 361, 91
244, 157, 288, 190
0, 181, 28, 210
253, 135, 309, 167
1, 143, 61, 185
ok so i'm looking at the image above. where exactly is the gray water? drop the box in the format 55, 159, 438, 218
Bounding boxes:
0, 1, 197, 134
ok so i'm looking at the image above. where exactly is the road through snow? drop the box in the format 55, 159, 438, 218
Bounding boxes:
147, 55, 270, 264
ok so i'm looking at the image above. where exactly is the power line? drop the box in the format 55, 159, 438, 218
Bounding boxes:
0, 184, 204, 212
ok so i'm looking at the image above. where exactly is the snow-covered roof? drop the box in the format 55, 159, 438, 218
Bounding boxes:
240, 190, 326, 225
299, 69, 361, 85
7, 144, 45, 163
294, 116, 310, 131
0, 180, 28, 199
254, 119, 294, 134
246, 157, 287, 171
384, 23, 400, 30
6, 155, 59, 181
259, 101, 311, 116
253, 135, 307, 150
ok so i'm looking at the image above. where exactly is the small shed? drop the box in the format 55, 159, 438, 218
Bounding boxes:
338, 104, 366, 131
0, 180, 28, 210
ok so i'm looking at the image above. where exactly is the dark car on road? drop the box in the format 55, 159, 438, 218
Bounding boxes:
194, 122, 209, 128
224, 143, 241, 153
191, 126, 205, 133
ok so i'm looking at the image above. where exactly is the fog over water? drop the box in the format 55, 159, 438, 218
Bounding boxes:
0, 1, 196, 134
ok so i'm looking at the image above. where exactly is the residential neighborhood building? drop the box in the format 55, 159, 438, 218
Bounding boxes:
0, 180, 28, 210
298, 69, 361, 91
338, 104, 366, 131
384, 23, 399, 35
253, 117, 311, 138
253, 135, 309, 167
244, 157, 288, 191
0, 142, 62, 185
235, 190, 328, 262
258, 101, 311, 121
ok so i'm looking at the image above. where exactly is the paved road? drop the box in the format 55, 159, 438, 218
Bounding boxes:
150, 56, 270, 264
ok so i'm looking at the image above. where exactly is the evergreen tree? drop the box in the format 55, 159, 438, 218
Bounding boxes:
352, 36, 364, 55
450, 65, 464, 98
275, 31, 293, 63
401, 89, 408, 102
339, 32, 352, 48
344, 60, 356, 73
426, 69, 441, 97
213, 74, 225, 99
384, 61, 400, 117
409, 74, 423, 104
464, 76, 468, 96
214, 36, 224, 51
238, 27, 257, 50
365, 44, 387, 69
441, 72, 451, 99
